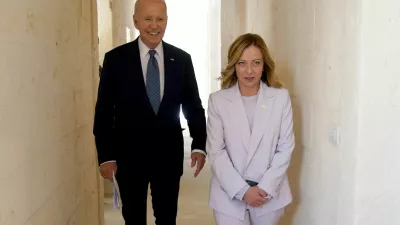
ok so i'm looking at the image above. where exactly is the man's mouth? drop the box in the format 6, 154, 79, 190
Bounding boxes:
148, 31, 160, 36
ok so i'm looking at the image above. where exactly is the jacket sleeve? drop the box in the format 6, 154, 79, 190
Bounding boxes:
181, 54, 207, 153
93, 52, 116, 165
206, 93, 248, 199
257, 90, 295, 197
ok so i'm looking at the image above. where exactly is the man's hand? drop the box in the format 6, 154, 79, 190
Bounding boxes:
191, 152, 206, 177
99, 162, 117, 181
243, 186, 268, 207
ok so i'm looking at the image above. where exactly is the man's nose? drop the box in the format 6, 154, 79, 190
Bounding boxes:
150, 20, 158, 29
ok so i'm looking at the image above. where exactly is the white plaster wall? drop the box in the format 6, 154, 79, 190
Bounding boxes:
263, 1, 361, 224
222, 0, 361, 224
221, 0, 400, 224
355, 0, 400, 224
0, 0, 102, 224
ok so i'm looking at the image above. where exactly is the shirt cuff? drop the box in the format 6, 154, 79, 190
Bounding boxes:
100, 160, 116, 167
235, 184, 250, 201
192, 149, 206, 156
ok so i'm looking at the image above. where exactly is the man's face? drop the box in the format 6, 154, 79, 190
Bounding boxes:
133, 1, 167, 49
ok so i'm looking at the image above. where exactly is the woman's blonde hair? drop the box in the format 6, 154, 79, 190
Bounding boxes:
219, 33, 282, 89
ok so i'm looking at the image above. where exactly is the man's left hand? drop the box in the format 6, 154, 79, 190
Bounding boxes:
191, 152, 206, 177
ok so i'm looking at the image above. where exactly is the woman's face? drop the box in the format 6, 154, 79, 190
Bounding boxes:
235, 45, 264, 92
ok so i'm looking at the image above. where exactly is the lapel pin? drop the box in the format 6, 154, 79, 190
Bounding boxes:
170, 58, 174, 61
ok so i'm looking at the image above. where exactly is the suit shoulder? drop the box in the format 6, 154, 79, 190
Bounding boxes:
210, 88, 226, 97
272, 87, 292, 108
104, 42, 134, 59
208, 88, 230, 101
163, 42, 191, 58
275, 87, 290, 96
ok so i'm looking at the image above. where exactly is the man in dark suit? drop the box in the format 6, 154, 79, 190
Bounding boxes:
93, 0, 207, 224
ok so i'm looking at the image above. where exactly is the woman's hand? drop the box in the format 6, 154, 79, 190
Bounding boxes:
243, 186, 268, 207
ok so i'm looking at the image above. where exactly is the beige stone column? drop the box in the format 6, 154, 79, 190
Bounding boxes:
209, 0, 222, 93
111, 0, 136, 47
0, 0, 102, 224
97, 0, 114, 65
244, 0, 274, 45
220, 0, 275, 78
220, 0, 246, 68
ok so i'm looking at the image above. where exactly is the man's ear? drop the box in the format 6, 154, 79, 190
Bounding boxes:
133, 15, 138, 28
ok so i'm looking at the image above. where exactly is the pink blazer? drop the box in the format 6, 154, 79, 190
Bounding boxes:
206, 82, 295, 220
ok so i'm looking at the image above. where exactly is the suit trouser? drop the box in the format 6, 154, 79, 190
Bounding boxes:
116, 166, 181, 225
213, 208, 284, 225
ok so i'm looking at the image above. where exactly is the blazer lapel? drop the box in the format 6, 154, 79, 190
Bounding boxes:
245, 83, 276, 167
158, 42, 177, 113
226, 83, 251, 151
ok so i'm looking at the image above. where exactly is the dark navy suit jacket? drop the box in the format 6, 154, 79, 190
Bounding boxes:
93, 38, 207, 176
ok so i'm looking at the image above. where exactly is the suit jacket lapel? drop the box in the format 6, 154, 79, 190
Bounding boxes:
130, 39, 146, 88
246, 83, 275, 167
158, 41, 176, 113
129, 38, 154, 113
227, 83, 251, 151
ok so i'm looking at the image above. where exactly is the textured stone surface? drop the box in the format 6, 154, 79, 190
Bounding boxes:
0, 0, 102, 224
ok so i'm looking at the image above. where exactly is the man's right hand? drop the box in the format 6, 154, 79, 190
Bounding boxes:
99, 162, 117, 181
243, 186, 268, 207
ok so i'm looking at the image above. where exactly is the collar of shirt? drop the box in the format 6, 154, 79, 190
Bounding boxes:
138, 36, 164, 59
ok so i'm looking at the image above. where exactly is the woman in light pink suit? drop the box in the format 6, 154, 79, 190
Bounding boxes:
206, 33, 295, 225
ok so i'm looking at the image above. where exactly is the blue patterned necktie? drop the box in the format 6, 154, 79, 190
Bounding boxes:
146, 49, 161, 114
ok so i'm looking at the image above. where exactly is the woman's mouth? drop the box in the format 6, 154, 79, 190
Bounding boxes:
244, 77, 255, 81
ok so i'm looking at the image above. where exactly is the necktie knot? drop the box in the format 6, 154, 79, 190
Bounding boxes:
149, 49, 157, 57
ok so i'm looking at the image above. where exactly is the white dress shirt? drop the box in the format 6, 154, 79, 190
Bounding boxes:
138, 37, 165, 99
100, 38, 205, 166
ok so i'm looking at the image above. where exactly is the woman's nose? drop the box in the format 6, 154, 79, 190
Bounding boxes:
246, 65, 253, 74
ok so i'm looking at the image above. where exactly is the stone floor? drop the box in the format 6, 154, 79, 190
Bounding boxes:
104, 137, 216, 225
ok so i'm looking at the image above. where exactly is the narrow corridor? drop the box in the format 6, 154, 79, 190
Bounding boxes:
2, 0, 400, 224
